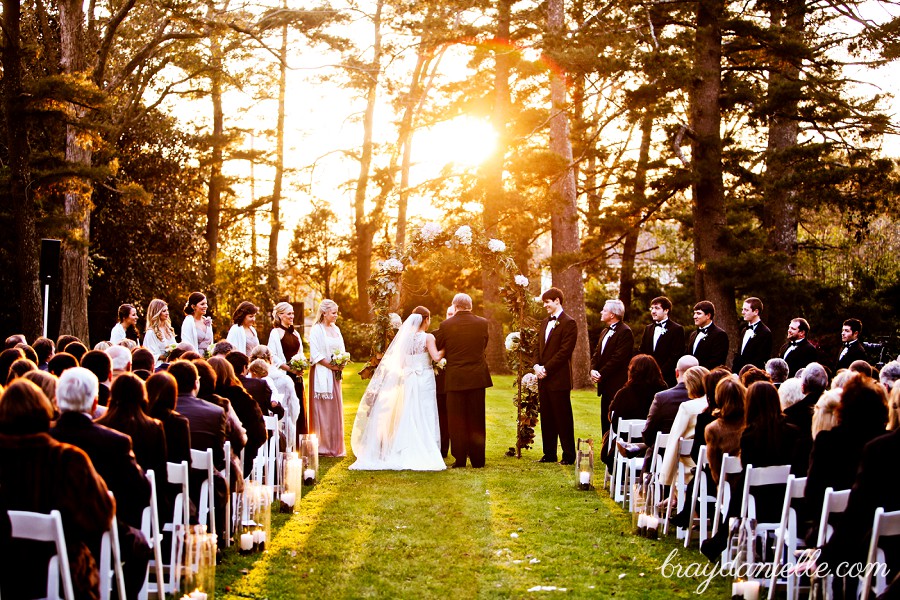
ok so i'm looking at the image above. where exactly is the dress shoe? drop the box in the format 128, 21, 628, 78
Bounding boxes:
559, 459, 574, 465
537, 456, 558, 463
450, 463, 466, 468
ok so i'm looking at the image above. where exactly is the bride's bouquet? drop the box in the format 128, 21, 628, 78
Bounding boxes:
289, 353, 309, 375
433, 358, 447, 376
331, 351, 351, 380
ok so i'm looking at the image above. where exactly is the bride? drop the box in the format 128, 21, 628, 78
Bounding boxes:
349, 306, 446, 471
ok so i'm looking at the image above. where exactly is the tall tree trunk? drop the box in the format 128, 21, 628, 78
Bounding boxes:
353, 0, 384, 321
690, 0, 738, 352
267, 8, 288, 302
205, 7, 225, 315
618, 111, 653, 320
395, 50, 427, 251
478, 0, 513, 374
547, 0, 591, 388
58, 0, 92, 342
3, 0, 42, 339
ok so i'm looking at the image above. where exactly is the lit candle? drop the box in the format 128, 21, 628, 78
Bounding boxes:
732, 581, 760, 600
282, 492, 296, 507
189, 592, 208, 600
304, 468, 315, 481
240, 533, 253, 551
254, 529, 267, 544
579, 471, 591, 485
637, 514, 646, 528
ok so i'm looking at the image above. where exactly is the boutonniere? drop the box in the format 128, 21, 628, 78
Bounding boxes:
748, 330, 756, 339
659, 328, 667, 336
548, 319, 558, 331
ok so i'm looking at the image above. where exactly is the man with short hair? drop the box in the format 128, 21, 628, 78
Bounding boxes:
211, 340, 233, 357
732, 297, 773, 372
51, 367, 151, 597
106, 345, 132, 379
638, 296, 685, 388
80, 350, 113, 407
686, 301, 729, 370
778, 318, 819, 377
4, 334, 26, 349
532, 287, 578, 465
590, 299, 634, 435
880, 360, 900, 393
31, 336, 54, 371
641, 355, 700, 469
836, 318, 868, 372
765, 357, 790, 388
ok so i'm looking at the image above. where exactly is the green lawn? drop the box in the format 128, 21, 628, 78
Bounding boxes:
217, 364, 730, 599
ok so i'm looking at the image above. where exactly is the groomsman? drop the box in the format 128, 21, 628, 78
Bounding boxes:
638, 296, 685, 388
533, 287, 578, 465
590, 299, 633, 435
686, 301, 729, 370
836, 318, 868, 371
731, 297, 773, 372
778, 317, 819, 377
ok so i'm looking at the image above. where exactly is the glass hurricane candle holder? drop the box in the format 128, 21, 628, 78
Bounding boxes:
176, 524, 216, 599
281, 451, 303, 513
574, 437, 595, 491
239, 480, 271, 554
299, 434, 319, 485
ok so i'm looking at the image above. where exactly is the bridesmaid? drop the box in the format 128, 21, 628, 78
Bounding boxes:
110, 303, 138, 344
308, 299, 346, 457
181, 292, 213, 354
267, 301, 308, 437
226, 301, 260, 355
143, 299, 176, 367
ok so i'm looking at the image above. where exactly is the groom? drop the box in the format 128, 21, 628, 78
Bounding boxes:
435, 293, 493, 468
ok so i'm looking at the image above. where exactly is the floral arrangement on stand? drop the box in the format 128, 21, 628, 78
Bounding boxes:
361, 220, 541, 454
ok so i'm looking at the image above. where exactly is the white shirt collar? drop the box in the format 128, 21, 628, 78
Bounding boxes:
551, 309, 563, 320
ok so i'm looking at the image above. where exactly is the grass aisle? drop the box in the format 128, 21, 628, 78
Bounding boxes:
218, 364, 729, 598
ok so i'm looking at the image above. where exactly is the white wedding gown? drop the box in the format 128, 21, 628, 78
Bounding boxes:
350, 330, 446, 471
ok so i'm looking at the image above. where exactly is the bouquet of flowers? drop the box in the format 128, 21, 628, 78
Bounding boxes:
289, 353, 309, 374
160, 343, 178, 362
433, 358, 447, 376
331, 351, 351, 380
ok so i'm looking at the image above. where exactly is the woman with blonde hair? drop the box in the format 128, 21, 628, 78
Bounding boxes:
266, 301, 307, 437
812, 388, 842, 438
308, 299, 346, 456
142, 298, 176, 367
251, 344, 302, 448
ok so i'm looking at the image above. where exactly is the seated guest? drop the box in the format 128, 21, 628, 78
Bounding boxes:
4, 334, 26, 348
32, 336, 55, 370
805, 374, 888, 546
784, 362, 828, 448
210, 340, 233, 357
739, 366, 770, 387
811, 388, 841, 438
890, 385, 900, 431
0, 379, 114, 600
742, 381, 806, 477
225, 351, 282, 419
117, 338, 138, 351
6, 357, 36, 384
80, 350, 112, 407
250, 346, 303, 443
704, 376, 745, 485
132, 347, 155, 374
848, 359, 875, 379
193, 359, 248, 485
15, 343, 39, 365
166, 360, 227, 546
765, 358, 789, 388
608, 354, 668, 423
778, 377, 805, 412
50, 367, 151, 598
0, 348, 24, 384
659, 365, 710, 486
65, 342, 88, 364
167, 342, 196, 362
48, 351, 78, 377
93, 341, 112, 352
640, 355, 700, 470
145, 371, 192, 522
207, 356, 264, 477
880, 360, 900, 394
106, 345, 132, 380
56, 335, 81, 355
22, 370, 59, 419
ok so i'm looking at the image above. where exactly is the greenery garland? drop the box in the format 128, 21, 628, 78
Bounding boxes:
360, 221, 541, 455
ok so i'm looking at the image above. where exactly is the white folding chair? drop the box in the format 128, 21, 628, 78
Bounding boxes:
612, 418, 646, 504
684, 445, 716, 549
603, 410, 617, 490
190, 448, 216, 538
263, 415, 280, 489
622, 422, 648, 512
767, 475, 807, 600
711, 454, 744, 537
99, 492, 127, 600
6, 509, 75, 600
667, 437, 694, 537
223, 440, 232, 547
810, 487, 851, 600
161, 460, 190, 595
860, 507, 900, 600
736, 464, 792, 581
647, 432, 670, 513
139, 470, 166, 600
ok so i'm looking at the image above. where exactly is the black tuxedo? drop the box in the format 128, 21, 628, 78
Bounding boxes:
836, 340, 868, 371
732, 321, 773, 372
533, 311, 578, 462
435, 310, 493, 468
591, 321, 634, 434
639, 319, 685, 388
687, 323, 729, 370
239, 375, 283, 420
778, 338, 819, 377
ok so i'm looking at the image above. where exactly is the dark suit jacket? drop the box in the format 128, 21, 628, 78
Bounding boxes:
50, 411, 150, 528
534, 312, 578, 392
434, 311, 492, 392
176, 393, 227, 471
687, 323, 730, 370
217, 384, 266, 457
238, 375, 283, 419
732, 321, 773, 372
836, 340, 868, 371
642, 382, 690, 450
783, 390, 821, 444
639, 320, 685, 387
159, 409, 192, 467
778, 338, 819, 377
609, 382, 666, 423
591, 321, 634, 400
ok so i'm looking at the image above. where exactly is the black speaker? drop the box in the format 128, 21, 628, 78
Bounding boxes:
40, 239, 61, 282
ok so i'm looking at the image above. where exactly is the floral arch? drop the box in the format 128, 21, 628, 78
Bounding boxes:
360, 222, 543, 456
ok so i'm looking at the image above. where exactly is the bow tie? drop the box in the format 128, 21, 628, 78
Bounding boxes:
549, 315, 557, 321
844, 341, 853, 348
655, 321, 667, 328
790, 340, 801, 346
608, 324, 617, 331
698, 327, 709, 335
747, 323, 757, 331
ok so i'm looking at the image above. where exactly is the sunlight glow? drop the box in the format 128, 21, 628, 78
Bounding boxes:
413, 116, 498, 171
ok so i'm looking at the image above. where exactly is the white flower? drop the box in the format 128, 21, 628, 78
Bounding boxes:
420, 222, 442, 242
487, 238, 506, 253
382, 258, 404, 273
514, 275, 529, 287
455, 225, 473, 245
521, 373, 539, 394
505, 332, 521, 352
388, 313, 402, 329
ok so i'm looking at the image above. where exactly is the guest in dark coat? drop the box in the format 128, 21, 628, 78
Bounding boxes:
146, 371, 192, 522
207, 356, 264, 478
0, 379, 115, 600
641, 355, 700, 464
784, 362, 828, 463
80, 350, 112, 407
590, 299, 634, 435
50, 367, 151, 598
638, 296, 686, 388
225, 351, 283, 420
686, 301, 730, 371
804, 374, 888, 545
